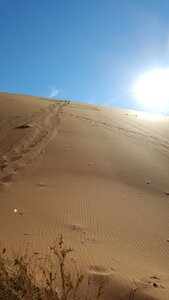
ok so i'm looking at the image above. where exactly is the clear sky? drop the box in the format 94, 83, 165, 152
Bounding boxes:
1, 0, 169, 113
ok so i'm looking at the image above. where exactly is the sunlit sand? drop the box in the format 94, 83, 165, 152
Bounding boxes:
0, 92, 169, 299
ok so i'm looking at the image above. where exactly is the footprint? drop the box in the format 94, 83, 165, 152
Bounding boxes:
147, 276, 165, 289
72, 224, 83, 231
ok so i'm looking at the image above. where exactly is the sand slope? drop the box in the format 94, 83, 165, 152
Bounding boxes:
0, 93, 169, 299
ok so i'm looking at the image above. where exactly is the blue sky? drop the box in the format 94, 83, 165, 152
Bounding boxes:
1, 0, 169, 112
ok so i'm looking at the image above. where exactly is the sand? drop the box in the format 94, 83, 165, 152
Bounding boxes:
0, 92, 169, 299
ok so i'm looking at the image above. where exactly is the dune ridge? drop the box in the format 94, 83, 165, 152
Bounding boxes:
0, 93, 169, 299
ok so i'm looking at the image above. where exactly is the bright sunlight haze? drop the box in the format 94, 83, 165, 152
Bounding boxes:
133, 69, 169, 113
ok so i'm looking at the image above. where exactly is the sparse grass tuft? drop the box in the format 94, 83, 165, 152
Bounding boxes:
0, 235, 104, 300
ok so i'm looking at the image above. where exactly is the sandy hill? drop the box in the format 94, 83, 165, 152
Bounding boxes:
0, 92, 169, 299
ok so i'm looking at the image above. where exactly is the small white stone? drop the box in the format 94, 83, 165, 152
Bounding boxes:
14, 209, 17, 213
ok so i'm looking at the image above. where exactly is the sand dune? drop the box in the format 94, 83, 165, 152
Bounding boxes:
0, 92, 169, 299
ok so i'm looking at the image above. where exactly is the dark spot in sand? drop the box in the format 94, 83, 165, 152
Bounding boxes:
37, 183, 46, 187
15, 124, 31, 129
0, 163, 8, 171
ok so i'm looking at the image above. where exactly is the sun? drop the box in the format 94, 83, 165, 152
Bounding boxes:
133, 68, 169, 112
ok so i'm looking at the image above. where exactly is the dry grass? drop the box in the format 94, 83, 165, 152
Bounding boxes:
0, 235, 104, 300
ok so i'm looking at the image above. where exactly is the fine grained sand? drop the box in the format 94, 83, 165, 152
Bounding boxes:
0, 92, 169, 299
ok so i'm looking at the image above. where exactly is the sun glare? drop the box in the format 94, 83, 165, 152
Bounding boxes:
133, 69, 169, 113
